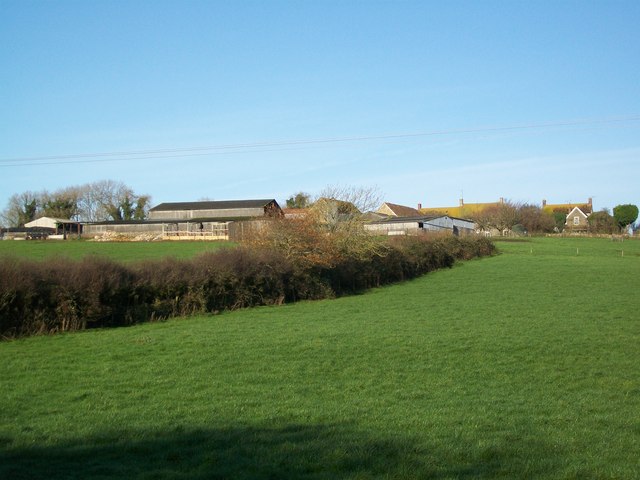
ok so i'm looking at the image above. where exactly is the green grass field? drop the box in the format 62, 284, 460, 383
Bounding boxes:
1, 236, 639, 479
0, 239, 235, 262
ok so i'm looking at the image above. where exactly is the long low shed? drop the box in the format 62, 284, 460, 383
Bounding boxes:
364, 215, 475, 235
84, 219, 231, 238
83, 218, 270, 241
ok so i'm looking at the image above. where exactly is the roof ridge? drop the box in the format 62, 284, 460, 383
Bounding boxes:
150, 199, 277, 211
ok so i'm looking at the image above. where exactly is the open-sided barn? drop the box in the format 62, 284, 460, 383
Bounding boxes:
84, 199, 282, 240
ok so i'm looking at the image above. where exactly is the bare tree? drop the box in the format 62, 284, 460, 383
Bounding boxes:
77, 180, 151, 221
2, 181, 151, 225
1, 191, 39, 227
76, 185, 103, 222
88, 180, 132, 221
313, 184, 387, 259
470, 200, 520, 235
316, 184, 382, 213
518, 204, 555, 234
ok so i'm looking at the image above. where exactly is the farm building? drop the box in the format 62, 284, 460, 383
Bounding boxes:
418, 197, 594, 218
148, 199, 282, 220
14, 217, 82, 239
1, 217, 81, 240
376, 202, 421, 217
0, 227, 51, 240
564, 206, 590, 233
365, 215, 475, 236
542, 198, 593, 215
417, 198, 541, 222
24, 217, 82, 235
418, 198, 504, 218
84, 199, 282, 240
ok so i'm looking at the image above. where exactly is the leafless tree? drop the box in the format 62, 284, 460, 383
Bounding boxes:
316, 184, 382, 213
470, 200, 520, 235
77, 180, 150, 221
518, 204, 555, 233
1, 191, 39, 227
2, 180, 151, 225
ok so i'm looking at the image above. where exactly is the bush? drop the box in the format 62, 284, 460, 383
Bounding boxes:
0, 256, 137, 337
0, 235, 495, 339
613, 204, 639, 231
588, 210, 617, 234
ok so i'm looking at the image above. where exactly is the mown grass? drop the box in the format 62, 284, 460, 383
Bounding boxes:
0, 239, 235, 262
1, 236, 638, 479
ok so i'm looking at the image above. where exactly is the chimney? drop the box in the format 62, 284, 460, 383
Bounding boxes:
459, 198, 464, 207
417, 203, 422, 210
499, 197, 504, 204
588, 197, 592, 206
542, 199, 547, 207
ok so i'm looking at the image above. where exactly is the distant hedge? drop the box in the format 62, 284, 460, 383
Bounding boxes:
0, 236, 494, 338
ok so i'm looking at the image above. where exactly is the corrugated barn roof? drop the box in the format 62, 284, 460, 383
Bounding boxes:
150, 199, 277, 211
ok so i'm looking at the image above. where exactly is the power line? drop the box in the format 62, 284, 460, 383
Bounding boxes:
0, 144, 341, 168
1, 114, 639, 167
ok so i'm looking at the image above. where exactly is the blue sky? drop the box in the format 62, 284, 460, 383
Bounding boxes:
1, 0, 639, 213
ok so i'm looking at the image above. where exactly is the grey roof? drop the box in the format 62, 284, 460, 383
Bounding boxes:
367, 214, 445, 225
448, 216, 475, 223
150, 199, 278, 212
85, 217, 254, 226
368, 214, 475, 224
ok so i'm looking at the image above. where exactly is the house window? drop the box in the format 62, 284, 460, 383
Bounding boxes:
573, 216, 580, 225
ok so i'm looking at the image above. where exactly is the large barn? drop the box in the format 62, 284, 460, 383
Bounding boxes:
148, 199, 282, 220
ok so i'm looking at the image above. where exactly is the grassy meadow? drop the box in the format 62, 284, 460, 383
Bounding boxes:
0, 239, 235, 262
1, 236, 639, 479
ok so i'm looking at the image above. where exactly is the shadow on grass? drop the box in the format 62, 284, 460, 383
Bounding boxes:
1, 423, 561, 479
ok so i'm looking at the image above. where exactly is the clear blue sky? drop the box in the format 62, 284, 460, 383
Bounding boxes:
1, 0, 639, 213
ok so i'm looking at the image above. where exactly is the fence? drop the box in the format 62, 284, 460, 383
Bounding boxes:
162, 222, 229, 241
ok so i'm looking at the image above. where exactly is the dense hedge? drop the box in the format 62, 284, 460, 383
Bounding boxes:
0, 236, 494, 338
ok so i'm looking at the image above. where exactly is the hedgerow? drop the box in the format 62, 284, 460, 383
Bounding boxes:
0, 235, 494, 338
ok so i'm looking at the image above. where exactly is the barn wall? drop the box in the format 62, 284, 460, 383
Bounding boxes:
84, 223, 164, 234
84, 221, 232, 235
564, 210, 589, 232
148, 207, 265, 220
365, 221, 422, 233
451, 218, 475, 231
365, 216, 476, 235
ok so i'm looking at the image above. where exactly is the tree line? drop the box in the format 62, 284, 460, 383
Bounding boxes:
1, 180, 150, 227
